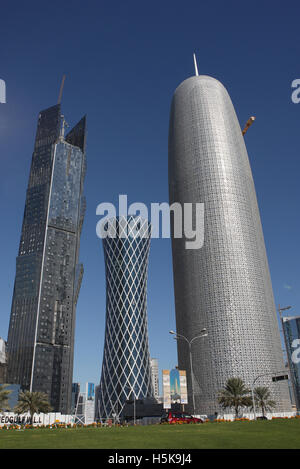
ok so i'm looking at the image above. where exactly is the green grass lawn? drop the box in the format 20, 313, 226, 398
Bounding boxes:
0, 419, 300, 449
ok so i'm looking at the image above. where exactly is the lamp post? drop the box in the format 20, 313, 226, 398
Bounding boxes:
250, 306, 291, 420
169, 328, 208, 416
250, 306, 292, 420
251, 370, 289, 420
278, 305, 292, 319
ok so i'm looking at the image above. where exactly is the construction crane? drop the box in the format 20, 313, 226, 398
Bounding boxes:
57, 74, 66, 104
242, 116, 255, 136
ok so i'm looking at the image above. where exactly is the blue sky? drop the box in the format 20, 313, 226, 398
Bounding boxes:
0, 0, 299, 391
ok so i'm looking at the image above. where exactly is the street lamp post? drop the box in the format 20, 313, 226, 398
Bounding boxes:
251, 370, 289, 420
278, 305, 292, 320
169, 329, 208, 416
250, 305, 292, 420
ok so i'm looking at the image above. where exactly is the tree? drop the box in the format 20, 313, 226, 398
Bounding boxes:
14, 391, 52, 425
0, 384, 11, 412
218, 377, 252, 418
253, 386, 276, 417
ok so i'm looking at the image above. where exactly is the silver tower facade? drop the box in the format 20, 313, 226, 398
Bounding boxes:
168, 74, 291, 415
98, 216, 153, 419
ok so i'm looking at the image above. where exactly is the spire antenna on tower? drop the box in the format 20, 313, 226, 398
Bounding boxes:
193, 53, 199, 76
57, 74, 66, 104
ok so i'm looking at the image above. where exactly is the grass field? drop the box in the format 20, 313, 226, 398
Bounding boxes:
0, 419, 299, 449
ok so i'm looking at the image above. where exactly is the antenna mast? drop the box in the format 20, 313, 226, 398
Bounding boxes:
193, 53, 199, 76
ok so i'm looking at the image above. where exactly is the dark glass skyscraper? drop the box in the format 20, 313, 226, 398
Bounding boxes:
98, 216, 153, 419
7, 104, 86, 414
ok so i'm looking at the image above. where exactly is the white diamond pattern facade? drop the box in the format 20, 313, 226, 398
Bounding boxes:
98, 217, 153, 419
168, 75, 292, 415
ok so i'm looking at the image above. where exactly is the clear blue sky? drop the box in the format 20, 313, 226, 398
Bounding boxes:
0, 0, 299, 392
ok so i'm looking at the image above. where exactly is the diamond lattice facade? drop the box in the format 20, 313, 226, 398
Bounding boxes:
7, 104, 86, 413
168, 75, 292, 415
98, 216, 153, 419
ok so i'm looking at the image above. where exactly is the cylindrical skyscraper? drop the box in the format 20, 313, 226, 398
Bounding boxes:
168, 72, 291, 415
98, 216, 153, 419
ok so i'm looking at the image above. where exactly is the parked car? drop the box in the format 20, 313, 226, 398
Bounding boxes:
161, 411, 203, 424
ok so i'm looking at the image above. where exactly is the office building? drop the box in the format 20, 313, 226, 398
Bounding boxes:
0, 338, 7, 384
6, 103, 86, 413
71, 382, 80, 414
168, 66, 291, 414
150, 358, 159, 399
282, 316, 300, 410
98, 216, 153, 419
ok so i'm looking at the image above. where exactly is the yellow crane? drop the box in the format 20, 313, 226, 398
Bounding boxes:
242, 116, 255, 136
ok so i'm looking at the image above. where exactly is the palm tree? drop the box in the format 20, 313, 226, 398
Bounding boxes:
253, 386, 276, 417
218, 377, 252, 419
14, 391, 52, 425
0, 384, 11, 412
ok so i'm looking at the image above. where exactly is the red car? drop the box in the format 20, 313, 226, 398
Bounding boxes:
161, 411, 203, 424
